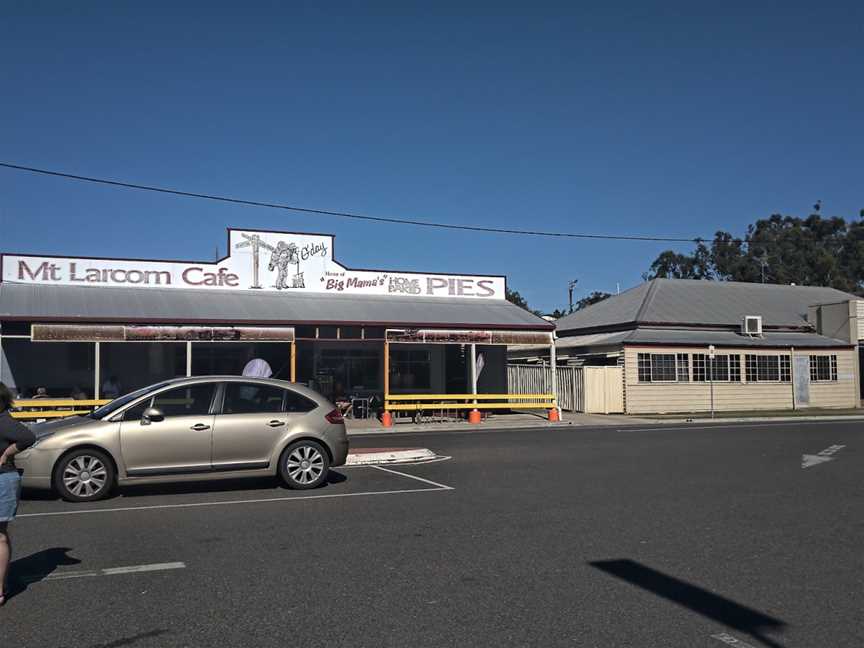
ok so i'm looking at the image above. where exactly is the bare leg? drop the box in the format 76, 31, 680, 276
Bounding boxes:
0, 522, 9, 603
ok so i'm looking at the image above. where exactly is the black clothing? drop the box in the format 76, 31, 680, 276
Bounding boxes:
0, 410, 36, 472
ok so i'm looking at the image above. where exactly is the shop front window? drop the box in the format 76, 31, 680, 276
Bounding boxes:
100, 343, 187, 395
391, 349, 432, 391
2, 338, 95, 399
191, 343, 292, 380
315, 347, 381, 401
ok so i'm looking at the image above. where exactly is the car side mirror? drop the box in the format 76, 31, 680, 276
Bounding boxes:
141, 407, 164, 424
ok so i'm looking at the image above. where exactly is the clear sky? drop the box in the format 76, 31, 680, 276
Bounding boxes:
1, 1, 862, 313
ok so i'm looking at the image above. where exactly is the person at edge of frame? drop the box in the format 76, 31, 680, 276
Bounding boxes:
0, 382, 37, 607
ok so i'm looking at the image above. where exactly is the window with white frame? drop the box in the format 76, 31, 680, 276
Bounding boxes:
692, 354, 741, 382
809, 355, 838, 382
745, 354, 791, 382
637, 353, 689, 382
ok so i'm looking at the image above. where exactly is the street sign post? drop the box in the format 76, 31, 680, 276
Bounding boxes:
708, 345, 716, 419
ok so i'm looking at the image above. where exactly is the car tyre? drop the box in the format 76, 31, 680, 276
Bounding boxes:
278, 440, 330, 490
53, 448, 116, 502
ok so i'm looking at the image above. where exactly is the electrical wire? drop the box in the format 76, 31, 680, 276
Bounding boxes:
0, 161, 712, 244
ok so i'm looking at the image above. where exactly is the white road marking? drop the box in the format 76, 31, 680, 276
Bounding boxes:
710, 632, 757, 647
101, 562, 186, 575
343, 455, 452, 467
803, 444, 846, 468
346, 448, 436, 465
17, 487, 451, 519
371, 465, 455, 490
802, 454, 832, 468
817, 444, 845, 456
22, 562, 186, 584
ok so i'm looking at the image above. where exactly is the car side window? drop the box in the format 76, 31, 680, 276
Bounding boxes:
123, 398, 153, 421
285, 390, 317, 413
222, 383, 286, 415
152, 384, 215, 417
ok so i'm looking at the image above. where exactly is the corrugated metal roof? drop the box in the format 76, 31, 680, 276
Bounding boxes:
511, 328, 850, 357
626, 328, 850, 348
555, 279, 857, 333
0, 282, 552, 330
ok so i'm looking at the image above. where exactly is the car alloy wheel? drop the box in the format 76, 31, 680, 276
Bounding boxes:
287, 445, 325, 484
279, 440, 330, 490
54, 449, 115, 502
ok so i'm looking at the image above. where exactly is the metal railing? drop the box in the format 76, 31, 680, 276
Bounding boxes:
11, 399, 112, 421
384, 393, 556, 413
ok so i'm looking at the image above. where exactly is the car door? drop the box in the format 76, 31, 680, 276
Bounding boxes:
119, 382, 217, 475
210, 381, 292, 470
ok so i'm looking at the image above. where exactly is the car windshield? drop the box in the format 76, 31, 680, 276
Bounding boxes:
89, 382, 173, 419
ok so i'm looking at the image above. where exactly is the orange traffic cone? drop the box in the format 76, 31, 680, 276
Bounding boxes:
548, 408, 560, 422
381, 411, 393, 427
468, 409, 482, 424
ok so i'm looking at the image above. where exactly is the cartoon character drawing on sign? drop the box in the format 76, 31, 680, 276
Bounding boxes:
267, 241, 305, 289
234, 233, 269, 289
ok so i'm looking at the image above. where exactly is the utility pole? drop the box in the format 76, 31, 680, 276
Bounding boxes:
568, 279, 579, 313
759, 255, 769, 284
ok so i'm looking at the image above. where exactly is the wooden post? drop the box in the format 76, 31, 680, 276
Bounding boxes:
549, 336, 560, 420
383, 341, 390, 401
382, 340, 392, 426
290, 341, 297, 383
94, 342, 101, 400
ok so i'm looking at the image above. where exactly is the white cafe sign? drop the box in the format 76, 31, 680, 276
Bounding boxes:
1, 229, 506, 300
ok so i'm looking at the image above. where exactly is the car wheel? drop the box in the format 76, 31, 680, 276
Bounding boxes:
53, 449, 116, 502
279, 440, 330, 490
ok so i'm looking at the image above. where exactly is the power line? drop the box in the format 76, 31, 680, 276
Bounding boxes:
0, 161, 705, 243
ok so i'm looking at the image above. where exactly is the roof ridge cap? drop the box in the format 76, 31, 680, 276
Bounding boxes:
633, 280, 660, 322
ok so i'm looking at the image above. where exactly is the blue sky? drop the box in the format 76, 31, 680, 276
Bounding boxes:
1, 1, 862, 313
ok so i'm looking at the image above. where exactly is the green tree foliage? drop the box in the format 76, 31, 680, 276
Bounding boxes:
506, 287, 544, 317
646, 212, 864, 292
574, 291, 612, 311
505, 288, 531, 310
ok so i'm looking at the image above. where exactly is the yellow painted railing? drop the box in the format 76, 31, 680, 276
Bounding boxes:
11, 399, 112, 421
384, 393, 556, 412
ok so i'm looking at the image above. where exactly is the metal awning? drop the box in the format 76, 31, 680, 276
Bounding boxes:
0, 282, 553, 330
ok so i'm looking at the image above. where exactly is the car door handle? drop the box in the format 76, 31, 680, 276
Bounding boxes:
190, 423, 211, 431
267, 420, 285, 427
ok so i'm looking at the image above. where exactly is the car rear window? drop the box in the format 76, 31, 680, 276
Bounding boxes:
285, 390, 317, 413
222, 383, 286, 415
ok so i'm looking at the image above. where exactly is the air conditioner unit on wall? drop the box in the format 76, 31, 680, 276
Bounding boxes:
742, 315, 763, 336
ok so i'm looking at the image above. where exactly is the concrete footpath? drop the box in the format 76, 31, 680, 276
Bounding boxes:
345, 411, 651, 435
345, 409, 864, 435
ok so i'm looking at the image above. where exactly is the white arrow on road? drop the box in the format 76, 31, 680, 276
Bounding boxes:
802, 454, 833, 469
802, 444, 846, 469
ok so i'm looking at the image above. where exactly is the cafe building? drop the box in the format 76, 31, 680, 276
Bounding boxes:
0, 228, 553, 414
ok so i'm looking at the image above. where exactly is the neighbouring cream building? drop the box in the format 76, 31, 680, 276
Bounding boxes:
510, 279, 862, 415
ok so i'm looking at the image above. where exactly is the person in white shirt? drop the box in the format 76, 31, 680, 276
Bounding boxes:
242, 358, 273, 378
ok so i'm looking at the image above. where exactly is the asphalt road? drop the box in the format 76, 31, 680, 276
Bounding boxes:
2, 420, 862, 648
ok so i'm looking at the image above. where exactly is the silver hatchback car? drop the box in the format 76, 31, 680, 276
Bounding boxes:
15, 376, 349, 502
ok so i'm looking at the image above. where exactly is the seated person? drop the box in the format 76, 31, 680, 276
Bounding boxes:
70, 386, 87, 400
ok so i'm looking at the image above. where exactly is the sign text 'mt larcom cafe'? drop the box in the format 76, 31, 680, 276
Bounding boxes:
1, 229, 506, 300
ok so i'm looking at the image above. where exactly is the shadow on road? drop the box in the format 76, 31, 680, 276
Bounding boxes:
86, 629, 171, 648
24, 470, 349, 501
589, 559, 787, 648
8, 547, 81, 598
